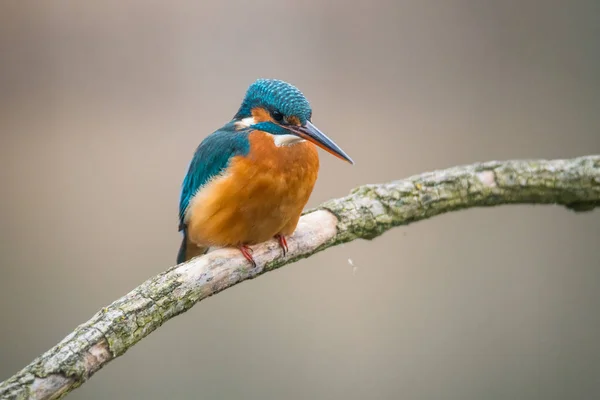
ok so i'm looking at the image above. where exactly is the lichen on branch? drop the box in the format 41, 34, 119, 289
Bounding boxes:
1, 155, 598, 400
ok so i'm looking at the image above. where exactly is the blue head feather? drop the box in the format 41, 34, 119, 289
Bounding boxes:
234, 79, 313, 125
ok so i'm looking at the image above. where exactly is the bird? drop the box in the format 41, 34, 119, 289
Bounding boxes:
177, 79, 353, 266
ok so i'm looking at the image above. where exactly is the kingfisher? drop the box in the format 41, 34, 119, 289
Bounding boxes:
177, 79, 353, 266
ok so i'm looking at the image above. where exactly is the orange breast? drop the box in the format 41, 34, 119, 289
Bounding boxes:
186, 131, 319, 247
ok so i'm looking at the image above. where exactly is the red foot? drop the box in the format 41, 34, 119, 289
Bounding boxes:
239, 244, 256, 267
276, 235, 288, 256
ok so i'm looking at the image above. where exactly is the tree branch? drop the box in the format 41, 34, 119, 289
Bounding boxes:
2, 156, 599, 400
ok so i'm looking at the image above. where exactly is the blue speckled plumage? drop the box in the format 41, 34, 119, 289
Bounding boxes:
234, 79, 313, 125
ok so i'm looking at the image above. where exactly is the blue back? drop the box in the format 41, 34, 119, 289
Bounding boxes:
178, 122, 250, 229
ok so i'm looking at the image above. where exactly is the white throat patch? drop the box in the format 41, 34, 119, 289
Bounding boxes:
273, 134, 306, 147
234, 117, 256, 129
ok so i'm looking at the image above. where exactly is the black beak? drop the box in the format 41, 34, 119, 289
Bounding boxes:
288, 121, 354, 164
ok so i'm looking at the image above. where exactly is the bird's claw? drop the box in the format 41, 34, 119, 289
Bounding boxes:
276, 235, 288, 256
239, 245, 256, 268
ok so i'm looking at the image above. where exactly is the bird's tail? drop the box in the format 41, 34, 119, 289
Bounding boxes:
177, 229, 208, 264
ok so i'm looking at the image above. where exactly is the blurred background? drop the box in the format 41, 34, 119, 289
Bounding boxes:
1, 1, 599, 399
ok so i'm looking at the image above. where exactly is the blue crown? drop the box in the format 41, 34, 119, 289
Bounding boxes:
235, 79, 312, 125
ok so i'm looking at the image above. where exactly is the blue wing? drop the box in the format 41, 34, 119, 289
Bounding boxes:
178, 123, 250, 230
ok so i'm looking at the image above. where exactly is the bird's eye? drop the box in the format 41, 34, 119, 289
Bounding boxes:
271, 110, 284, 122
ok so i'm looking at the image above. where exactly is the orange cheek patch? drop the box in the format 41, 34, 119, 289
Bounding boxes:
286, 116, 301, 126
251, 107, 273, 122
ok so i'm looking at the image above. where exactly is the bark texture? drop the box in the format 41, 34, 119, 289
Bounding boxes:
1, 156, 599, 400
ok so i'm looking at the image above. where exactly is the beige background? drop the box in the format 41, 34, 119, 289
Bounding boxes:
1, 1, 599, 399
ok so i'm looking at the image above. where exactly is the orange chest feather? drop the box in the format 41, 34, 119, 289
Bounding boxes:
226, 131, 320, 209
186, 131, 320, 246
241, 131, 320, 182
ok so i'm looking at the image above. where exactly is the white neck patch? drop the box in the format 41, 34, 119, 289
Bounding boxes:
273, 134, 306, 147
234, 116, 256, 129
